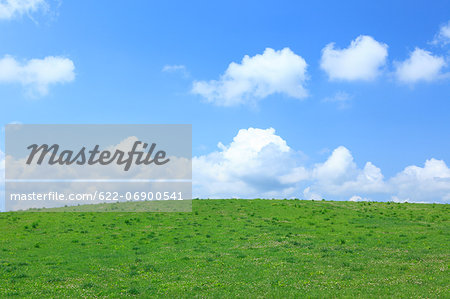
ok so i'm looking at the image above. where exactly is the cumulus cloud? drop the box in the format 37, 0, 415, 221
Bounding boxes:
432, 21, 450, 46
310, 146, 386, 196
320, 35, 388, 81
4, 127, 448, 204
390, 159, 450, 203
0, 55, 75, 96
394, 48, 446, 83
193, 128, 308, 198
192, 48, 308, 106
313, 146, 357, 184
193, 128, 449, 203
0, 0, 47, 20
192, 129, 387, 200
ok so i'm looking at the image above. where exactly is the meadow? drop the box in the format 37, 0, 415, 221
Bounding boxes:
0, 199, 448, 298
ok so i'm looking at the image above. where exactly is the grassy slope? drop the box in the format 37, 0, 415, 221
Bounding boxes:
0, 199, 448, 298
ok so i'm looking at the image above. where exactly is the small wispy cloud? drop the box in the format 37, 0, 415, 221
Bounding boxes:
162, 64, 186, 72
162, 64, 189, 77
431, 20, 450, 46
0, 0, 47, 20
322, 91, 352, 109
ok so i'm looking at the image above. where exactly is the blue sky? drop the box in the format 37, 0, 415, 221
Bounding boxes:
1, 0, 450, 203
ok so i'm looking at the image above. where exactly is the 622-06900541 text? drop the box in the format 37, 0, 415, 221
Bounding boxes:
97, 191, 184, 201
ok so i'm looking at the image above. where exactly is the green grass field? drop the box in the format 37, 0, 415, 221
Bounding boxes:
0, 199, 449, 298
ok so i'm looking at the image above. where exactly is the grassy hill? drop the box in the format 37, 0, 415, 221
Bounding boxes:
0, 199, 448, 297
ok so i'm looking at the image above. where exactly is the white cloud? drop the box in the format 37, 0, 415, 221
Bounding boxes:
322, 91, 352, 109
162, 64, 189, 77
313, 146, 357, 184
0, 55, 75, 96
394, 48, 446, 83
193, 128, 308, 198
349, 195, 370, 202
193, 128, 450, 203
303, 187, 322, 201
310, 146, 387, 196
162, 65, 186, 72
3, 127, 450, 204
390, 159, 450, 203
0, 0, 47, 20
320, 35, 388, 81
192, 129, 387, 200
432, 21, 450, 46
192, 48, 308, 106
